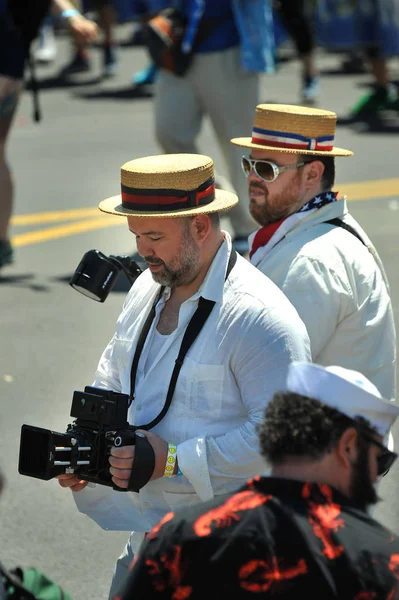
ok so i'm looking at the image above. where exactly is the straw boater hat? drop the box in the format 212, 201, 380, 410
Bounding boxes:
98, 153, 238, 218
231, 104, 353, 157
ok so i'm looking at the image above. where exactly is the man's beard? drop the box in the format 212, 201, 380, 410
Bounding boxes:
145, 226, 200, 288
349, 437, 379, 511
249, 178, 302, 227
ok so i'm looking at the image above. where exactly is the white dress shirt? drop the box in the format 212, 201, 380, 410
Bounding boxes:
73, 233, 311, 531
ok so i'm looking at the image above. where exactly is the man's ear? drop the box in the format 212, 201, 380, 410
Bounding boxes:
191, 214, 211, 243
336, 427, 359, 469
304, 160, 324, 187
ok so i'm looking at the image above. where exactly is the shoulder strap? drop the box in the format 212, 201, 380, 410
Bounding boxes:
324, 218, 366, 246
132, 248, 237, 429
129, 286, 165, 405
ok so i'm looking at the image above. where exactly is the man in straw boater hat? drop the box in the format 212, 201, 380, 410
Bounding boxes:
115, 361, 399, 600
231, 104, 396, 402
57, 153, 311, 598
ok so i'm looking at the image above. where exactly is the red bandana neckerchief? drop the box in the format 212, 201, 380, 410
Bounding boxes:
249, 191, 339, 260
249, 218, 285, 259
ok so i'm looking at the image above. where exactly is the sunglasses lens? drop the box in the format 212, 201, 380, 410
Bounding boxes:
255, 161, 275, 182
378, 451, 397, 477
242, 157, 251, 176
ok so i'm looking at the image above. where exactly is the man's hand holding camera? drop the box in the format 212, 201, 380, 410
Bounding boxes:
57, 430, 170, 491
108, 431, 169, 488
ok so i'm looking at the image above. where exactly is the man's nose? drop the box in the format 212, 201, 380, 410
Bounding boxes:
136, 239, 154, 258
248, 167, 260, 183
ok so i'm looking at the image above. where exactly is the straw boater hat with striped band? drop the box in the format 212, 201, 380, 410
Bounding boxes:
98, 153, 238, 218
231, 104, 353, 157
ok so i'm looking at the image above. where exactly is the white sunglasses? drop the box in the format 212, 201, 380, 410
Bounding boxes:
241, 156, 308, 182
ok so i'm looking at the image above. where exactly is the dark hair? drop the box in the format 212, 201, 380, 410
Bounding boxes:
259, 391, 374, 465
207, 211, 220, 228
303, 155, 335, 191
185, 212, 220, 229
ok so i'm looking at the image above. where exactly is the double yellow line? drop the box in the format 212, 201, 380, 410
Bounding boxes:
11, 208, 121, 248
10, 177, 399, 248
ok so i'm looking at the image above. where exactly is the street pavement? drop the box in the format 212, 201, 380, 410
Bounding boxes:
1, 26, 399, 599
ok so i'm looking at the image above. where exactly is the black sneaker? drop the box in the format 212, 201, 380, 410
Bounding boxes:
0, 240, 14, 269
60, 52, 91, 76
103, 45, 118, 77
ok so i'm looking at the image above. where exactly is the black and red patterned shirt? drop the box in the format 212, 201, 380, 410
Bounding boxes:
115, 477, 399, 600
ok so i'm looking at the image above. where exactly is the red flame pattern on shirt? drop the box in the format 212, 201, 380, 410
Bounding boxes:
302, 483, 345, 560
146, 545, 192, 600
239, 556, 308, 592
193, 490, 272, 537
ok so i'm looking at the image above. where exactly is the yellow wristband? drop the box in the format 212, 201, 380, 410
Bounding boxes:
164, 442, 177, 478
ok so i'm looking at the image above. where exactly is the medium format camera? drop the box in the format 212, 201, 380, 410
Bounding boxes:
18, 387, 154, 492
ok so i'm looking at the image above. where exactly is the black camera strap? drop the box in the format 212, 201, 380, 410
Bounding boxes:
129, 247, 238, 429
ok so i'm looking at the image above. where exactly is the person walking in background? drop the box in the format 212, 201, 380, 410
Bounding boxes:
151, 0, 276, 256
114, 361, 399, 600
231, 103, 396, 402
57, 153, 311, 598
129, 0, 168, 86
315, 0, 399, 119
60, 0, 118, 77
34, 12, 57, 63
0, 0, 97, 269
273, 0, 320, 104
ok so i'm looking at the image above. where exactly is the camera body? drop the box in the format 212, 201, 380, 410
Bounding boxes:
19, 387, 138, 491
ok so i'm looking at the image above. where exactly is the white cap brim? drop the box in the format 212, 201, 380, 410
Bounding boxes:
286, 362, 399, 437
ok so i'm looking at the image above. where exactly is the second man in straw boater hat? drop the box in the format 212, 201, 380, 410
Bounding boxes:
231, 103, 396, 404
58, 153, 311, 598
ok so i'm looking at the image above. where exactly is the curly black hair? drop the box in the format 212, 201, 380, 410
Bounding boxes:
259, 391, 374, 465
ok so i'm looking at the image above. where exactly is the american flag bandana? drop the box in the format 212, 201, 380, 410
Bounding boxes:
249, 191, 338, 266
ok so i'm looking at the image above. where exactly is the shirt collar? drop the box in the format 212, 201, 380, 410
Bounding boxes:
249, 476, 362, 510
163, 231, 233, 306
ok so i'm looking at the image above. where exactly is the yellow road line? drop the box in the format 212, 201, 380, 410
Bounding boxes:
12, 216, 121, 247
335, 178, 399, 201
12, 207, 98, 226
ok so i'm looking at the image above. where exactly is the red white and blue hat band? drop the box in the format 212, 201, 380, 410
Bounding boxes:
251, 127, 334, 152
121, 177, 215, 212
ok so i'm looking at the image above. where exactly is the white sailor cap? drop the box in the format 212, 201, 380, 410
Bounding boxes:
286, 362, 399, 437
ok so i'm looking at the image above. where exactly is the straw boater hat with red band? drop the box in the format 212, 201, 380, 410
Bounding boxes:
98, 153, 238, 218
231, 103, 353, 157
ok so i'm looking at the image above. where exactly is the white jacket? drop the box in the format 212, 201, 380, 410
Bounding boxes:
254, 199, 396, 400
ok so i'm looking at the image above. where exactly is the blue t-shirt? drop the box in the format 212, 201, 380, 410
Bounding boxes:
182, 0, 239, 53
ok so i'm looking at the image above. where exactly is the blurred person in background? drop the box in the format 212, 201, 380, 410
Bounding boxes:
114, 361, 399, 600
129, 0, 168, 86
315, 0, 399, 119
60, 0, 118, 77
0, 0, 97, 269
273, 0, 320, 104
151, 0, 276, 256
34, 12, 58, 63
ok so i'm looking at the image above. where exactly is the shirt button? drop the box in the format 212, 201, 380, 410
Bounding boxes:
137, 404, 142, 411
144, 502, 150, 509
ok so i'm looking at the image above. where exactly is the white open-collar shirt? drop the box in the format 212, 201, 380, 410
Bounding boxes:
75, 233, 311, 531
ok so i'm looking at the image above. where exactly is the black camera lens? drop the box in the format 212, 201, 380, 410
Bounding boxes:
69, 250, 120, 302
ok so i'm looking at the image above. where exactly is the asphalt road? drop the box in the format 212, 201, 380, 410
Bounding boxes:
1, 27, 399, 599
